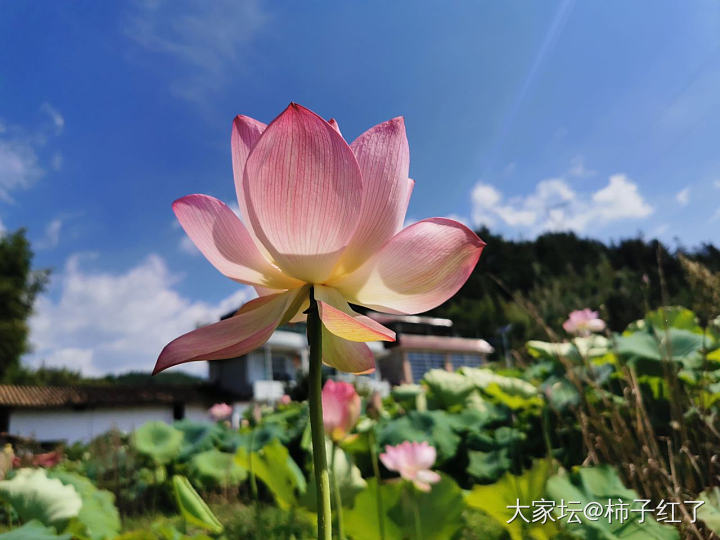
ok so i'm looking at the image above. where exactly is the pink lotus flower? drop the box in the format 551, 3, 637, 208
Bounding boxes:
322, 380, 360, 441
279, 394, 292, 406
154, 103, 485, 375
563, 309, 606, 336
380, 441, 441, 492
208, 402, 232, 421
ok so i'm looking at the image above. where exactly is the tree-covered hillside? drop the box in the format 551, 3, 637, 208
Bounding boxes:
433, 227, 720, 355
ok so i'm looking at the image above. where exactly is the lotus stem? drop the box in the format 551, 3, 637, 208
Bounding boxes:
331, 441, 345, 539
368, 427, 386, 540
411, 487, 423, 540
307, 287, 332, 540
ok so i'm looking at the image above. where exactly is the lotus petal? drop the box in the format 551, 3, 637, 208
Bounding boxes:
315, 285, 395, 342
153, 290, 301, 374
333, 117, 413, 274
333, 218, 485, 314
243, 103, 362, 282
321, 328, 375, 374
231, 115, 266, 222
173, 194, 302, 290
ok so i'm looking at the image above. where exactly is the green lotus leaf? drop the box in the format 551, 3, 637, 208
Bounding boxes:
132, 422, 183, 465
0, 520, 71, 540
0, 469, 82, 528
47, 470, 120, 540
187, 449, 247, 489
171, 475, 223, 534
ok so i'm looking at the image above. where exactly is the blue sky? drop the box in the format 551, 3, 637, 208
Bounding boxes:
2, 1, 719, 376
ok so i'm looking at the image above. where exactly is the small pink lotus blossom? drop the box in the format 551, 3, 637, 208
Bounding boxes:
380, 441, 441, 492
279, 394, 292, 406
322, 380, 360, 442
154, 104, 485, 375
563, 309, 606, 336
208, 403, 232, 421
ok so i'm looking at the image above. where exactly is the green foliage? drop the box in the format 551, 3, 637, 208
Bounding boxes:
422, 369, 476, 410
378, 410, 461, 464
0, 520, 71, 540
433, 229, 720, 349
172, 421, 225, 462
466, 459, 557, 540
0, 229, 49, 381
47, 470, 121, 540
546, 465, 679, 539
187, 450, 247, 490
302, 441, 366, 512
234, 438, 306, 509
171, 475, 223, 535
132, 422, 184, 465
697, 487, 720, 534
0, 469, 81, 528
345, 475, 464, 540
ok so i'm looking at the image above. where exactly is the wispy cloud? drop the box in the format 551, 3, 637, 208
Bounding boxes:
124, 0, 269, 102
178, 235, 199, 255
36, 218, 63, 249
676, 187, 690, 206
0, 136, 44, 202
472, 173, 653, 235
568, 156, 595, 178
0, 106, 64, 202
27, 253, 252, 376
41, 102, 65, 134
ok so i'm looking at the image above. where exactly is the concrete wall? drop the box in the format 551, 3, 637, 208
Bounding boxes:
10, 406, 178, 443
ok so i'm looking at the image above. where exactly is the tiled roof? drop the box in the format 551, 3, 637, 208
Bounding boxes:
0, 384, 246, 408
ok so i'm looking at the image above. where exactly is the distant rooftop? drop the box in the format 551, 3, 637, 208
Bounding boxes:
367, 313, 453, 328
0, 384, 245, 409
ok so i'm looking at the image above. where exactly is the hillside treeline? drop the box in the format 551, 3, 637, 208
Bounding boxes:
433, 227, 720, 355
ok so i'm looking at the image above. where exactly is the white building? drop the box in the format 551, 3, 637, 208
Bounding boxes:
0, 384, 237, 444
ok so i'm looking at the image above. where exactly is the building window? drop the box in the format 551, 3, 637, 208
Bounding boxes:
272, 355, 294, 382
451, 354, 484, 368
407, 352, 445, 382
173, 402, 185, 421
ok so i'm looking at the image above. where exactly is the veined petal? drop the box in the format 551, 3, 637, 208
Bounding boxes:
328, 118, 341, 136
173, 194, 303, 290
321, 328, 375, 374
232, 115, 266, 222
332, 218, 485, 314
243, 103, 363, 283
315, 285, 395, 342
333, 117, 412, 274
153, 290, 301, 374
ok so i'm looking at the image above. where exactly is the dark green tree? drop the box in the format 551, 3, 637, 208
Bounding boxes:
0, 229, 49, 381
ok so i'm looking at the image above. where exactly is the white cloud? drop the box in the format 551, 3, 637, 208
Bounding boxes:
0, 110, 64, 202
0, 138, 43, 202
37, 218, 63, 249
714, 180, 720, 189
676, 187, 690, 206
51, 152, 63, 171
179, 235, 199, 255
26, 254, 252, 376
41, 103, 65, 134
471, 173, 653, 235
568, 156, 595, 178
125, 0, 269, 101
